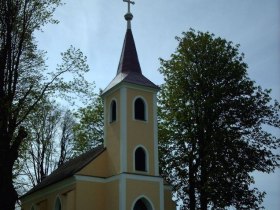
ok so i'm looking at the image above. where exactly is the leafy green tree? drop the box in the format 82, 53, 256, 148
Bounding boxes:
0, 1, 93, 209
158, 29, 280, 210
73, 93, 104, 155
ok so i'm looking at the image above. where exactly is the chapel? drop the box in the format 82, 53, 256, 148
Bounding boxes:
20, 1, 176, 210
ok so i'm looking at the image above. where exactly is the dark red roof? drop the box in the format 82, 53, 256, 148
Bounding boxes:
117, 29, 142, 74
102, 29, 159, 95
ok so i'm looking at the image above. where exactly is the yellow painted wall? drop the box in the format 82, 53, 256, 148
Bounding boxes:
164, 187, 177, 210
105, 90, 121, 175
105, 180, 119, 210
126, 88, 155, 175
126, 179, 160, 210
78, 150, 110, 177
75, 181, 106, 210
64, 189, 75, 210
37, 200, 47, 210
21, 183, 75, 210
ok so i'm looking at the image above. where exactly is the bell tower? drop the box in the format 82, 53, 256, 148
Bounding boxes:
100, 1, 166, 209
101, 0, 160, 178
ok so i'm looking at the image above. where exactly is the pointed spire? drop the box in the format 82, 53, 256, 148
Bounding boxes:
101, 1, 159, 95
117, 29, 142, 75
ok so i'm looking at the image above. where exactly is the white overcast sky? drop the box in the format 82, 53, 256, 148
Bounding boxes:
35, 0, 280, 209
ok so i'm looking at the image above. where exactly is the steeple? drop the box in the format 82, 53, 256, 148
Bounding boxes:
102, 0, 158, 95
117, 28, 142, 75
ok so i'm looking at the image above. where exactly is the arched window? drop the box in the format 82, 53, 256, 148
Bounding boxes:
134, 98, 146, 121
54, 197, 62, 210
133, 197, 153, 210
110, 100, 117, 123
135, 147, 147, 171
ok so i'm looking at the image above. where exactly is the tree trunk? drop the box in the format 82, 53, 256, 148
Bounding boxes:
200, 154, 208, 210
198, 123, 208, 210
0, 127, 27, 210
189, 146, 196, 210
0, 156, 18, 210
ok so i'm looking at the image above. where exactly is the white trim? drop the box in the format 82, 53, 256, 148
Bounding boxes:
119, 173, 126, 210
153, 93, 159, 176
120, 87, 127, 172
133, 145, 149, 173
76, 173, 164, 210
74, 175, 119, 183
125, 174, 162, 182
132, 96, 148, 122
131, 195, 155, 210
74, 173, 163, 183
102, 82, 158, 98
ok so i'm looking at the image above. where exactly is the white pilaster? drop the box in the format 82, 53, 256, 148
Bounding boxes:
119, 173, 126, 210
120, 87, 127, 172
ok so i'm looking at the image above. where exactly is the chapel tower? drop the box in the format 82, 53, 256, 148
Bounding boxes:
100, 1, 167, 209
101, 0, 160, 177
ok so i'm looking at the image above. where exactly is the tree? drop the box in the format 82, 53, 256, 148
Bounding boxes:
16, 99, 76, 194
158, 29, 280, 210
73, 93, 104, 155
0, 0, 93, 209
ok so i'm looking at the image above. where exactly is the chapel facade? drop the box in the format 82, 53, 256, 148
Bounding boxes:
20, 1, 176, 210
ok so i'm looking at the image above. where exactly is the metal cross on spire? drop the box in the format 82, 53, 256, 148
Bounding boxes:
123, 0, 135, 14
123, 0, 135, 29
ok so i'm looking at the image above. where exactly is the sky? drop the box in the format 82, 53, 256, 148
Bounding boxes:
35, 0, 280, 209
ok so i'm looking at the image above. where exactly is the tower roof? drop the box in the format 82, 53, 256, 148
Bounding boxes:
102, 2, 159, 95
117, 29, 141, 75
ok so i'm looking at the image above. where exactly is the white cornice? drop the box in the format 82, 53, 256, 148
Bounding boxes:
101, 81, 159, 98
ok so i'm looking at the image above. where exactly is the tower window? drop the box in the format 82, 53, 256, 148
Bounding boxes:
110, 100, 117, 123
134, 98, 146, 121
135, 147, 147, 171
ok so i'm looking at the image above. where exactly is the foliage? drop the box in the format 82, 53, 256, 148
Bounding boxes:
158, 29, 280, 210
73, 93, 104, 155
0, 0, 93, 209
15, 99, 76, 194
